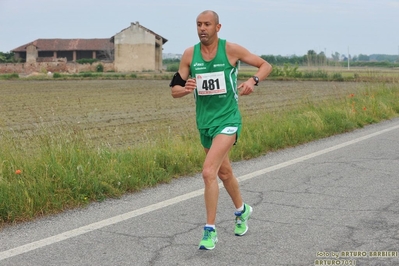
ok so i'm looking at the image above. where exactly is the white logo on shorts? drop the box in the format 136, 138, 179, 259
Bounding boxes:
221, 127, 238, 134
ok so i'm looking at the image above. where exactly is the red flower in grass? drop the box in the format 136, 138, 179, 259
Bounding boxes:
363, 107, 367, 111
15, 169, 22, 175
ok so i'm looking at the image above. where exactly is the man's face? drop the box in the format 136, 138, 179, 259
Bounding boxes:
196, 12, 220, 45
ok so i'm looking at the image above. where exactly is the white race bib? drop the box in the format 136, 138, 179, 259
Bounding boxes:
196, 71, 227, 96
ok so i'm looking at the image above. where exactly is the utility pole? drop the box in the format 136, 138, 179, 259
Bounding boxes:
348, 46, 350, 70
324, 48, 327, 66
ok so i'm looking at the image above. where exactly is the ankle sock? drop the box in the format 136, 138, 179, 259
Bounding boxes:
205, 224, 215, 230
236, 204, 244, 213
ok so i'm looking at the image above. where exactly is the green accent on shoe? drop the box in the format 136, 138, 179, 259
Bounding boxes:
199, 227, 218, 250
234, 203, 253, 236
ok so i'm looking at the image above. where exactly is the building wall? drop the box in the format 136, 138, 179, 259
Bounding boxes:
26, 45, 38, 63
0, 61, 114, 74
155, 39, 163, 71
113, 22, 157, 72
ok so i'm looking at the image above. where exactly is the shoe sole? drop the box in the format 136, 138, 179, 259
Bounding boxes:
199, 245, 215, 250
199, 238, 218, 250
235, 206, 253, 236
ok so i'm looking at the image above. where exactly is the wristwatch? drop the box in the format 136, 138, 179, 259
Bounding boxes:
252, 76, 259, 86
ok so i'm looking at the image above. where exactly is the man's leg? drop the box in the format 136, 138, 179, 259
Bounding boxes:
218, 155, 243, 209
199, 134, 236, 250
202, 134, 236, 225
213, 136, 253, 237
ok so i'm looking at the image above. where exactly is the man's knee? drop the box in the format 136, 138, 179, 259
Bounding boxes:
218, 166, 233, 181
202, 167, 217, 182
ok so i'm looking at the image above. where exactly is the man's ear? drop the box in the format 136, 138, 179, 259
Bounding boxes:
216, 23, 221, 32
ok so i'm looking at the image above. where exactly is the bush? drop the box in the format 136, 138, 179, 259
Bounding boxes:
96, 64, 104, 72
303, 69, 328, 79
81, 72, 93, 77
269, 64, 302, 78
282, 63, 302, 78
332, 73, 344, 81
76, 58, 98, 65
314, 70, 328, 79
0, 73, 19, 80
53, 72, 62, 78
166, 63, 179, 72
269, 65, 283, 77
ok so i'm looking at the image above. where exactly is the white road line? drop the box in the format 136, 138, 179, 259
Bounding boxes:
237, 124, 399, 183
1, 123, 398, 261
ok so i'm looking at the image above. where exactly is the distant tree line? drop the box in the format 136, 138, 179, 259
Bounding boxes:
163, 50, 399, 69
0, 52, 16, 63
2, 50, 398, 67
261, 50, 399, 67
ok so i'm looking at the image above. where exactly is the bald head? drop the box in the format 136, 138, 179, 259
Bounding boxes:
198, 10, 219, 24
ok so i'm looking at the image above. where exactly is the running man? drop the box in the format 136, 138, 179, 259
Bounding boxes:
169, 10, 272, 250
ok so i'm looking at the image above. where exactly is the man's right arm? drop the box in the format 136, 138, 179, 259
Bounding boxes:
171, 47, 196, 98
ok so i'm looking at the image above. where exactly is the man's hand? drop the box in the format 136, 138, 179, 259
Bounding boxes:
185, 78, 197, 93
237, 80, 255, 96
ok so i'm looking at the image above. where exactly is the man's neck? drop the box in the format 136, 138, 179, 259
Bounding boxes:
200, 38, 219, 61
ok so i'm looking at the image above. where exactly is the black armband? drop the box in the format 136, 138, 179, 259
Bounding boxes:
169, 72, 186, 87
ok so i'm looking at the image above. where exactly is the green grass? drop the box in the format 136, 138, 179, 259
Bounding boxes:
237, 84, 399, 157
0, 73, 19, 80
1, 82, 399, 226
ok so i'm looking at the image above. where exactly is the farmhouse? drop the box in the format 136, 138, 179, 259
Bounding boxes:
10, 22, 167, 73
112, 22, 167, 72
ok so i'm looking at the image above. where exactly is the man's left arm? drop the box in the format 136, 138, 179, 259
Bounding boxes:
228, 43, 272, 95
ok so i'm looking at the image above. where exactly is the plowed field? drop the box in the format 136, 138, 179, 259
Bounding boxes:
0, 80, 363, 148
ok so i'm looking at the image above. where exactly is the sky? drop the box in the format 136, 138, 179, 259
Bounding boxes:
1, 0, 398, 58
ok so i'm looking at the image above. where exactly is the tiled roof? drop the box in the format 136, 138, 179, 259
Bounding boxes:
12, 39, 114, 52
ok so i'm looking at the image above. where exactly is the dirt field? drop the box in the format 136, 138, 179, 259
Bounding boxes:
0, 79, 365, 148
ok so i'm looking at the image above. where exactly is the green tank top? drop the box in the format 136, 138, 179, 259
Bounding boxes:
190, 39, 241, 129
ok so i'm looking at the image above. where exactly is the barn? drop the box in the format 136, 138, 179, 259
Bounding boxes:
11, 22, 167, 73
112, 22, 167, 72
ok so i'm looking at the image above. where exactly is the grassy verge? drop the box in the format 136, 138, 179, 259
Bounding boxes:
1, 82, 399, 226
235, 84, 399, 159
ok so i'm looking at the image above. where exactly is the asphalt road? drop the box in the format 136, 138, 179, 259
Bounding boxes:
1, 118, 399, 266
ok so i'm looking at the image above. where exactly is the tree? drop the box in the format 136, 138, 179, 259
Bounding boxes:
331, 52, 340, 61
306, 50, 317, 66
317, 51, 327, 65
260, 55, 276, 65
98, 47, 114, 61
0, 52, 15, 63
358, 54, 369, 61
